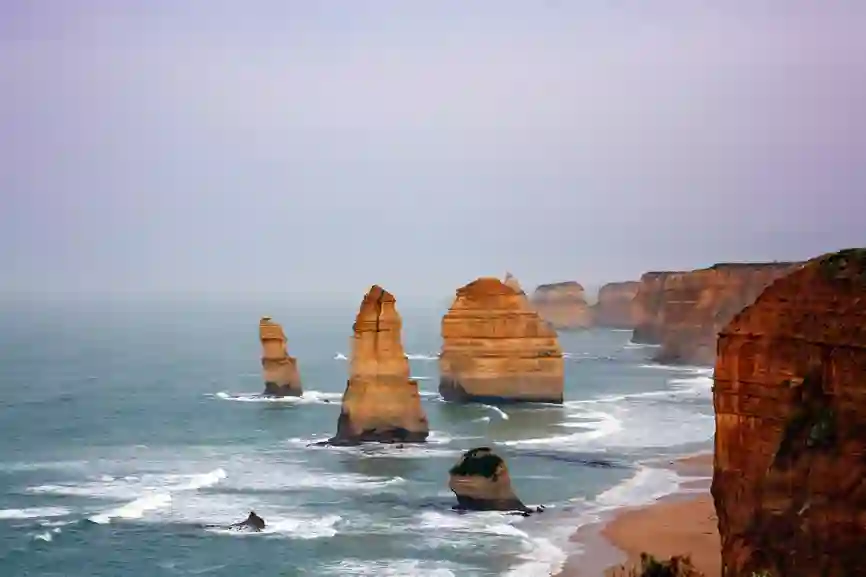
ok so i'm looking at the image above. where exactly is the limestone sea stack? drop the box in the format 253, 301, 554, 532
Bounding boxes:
448, 447, 530, 512
259, 316, 302, 396
712, 248, 866, 577
592, 281, 640, 329
328, 285, 429, 445
653, 262, 801, 366
439, 277, 564, 404
530, 281, 594, 330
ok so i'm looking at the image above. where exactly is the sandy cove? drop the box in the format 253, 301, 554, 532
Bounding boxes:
555, 453, 720, 577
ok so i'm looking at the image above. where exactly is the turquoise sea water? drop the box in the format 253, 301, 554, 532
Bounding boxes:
0, 298, 714, 576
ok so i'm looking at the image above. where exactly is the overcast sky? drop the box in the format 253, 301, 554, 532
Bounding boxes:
2, 1, 864, 302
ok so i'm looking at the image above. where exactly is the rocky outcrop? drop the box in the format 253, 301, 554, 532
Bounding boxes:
593, 281, 640, 328
653, 262, 801, 366
711, 248, 866, 577
631, 272, 674, 344
259, 316, 302, 396
531, 281, 594, 330
439, 277, 564, 404
503, 272, 526, 295
329, 285, 429, 445
448, 447, 530, 512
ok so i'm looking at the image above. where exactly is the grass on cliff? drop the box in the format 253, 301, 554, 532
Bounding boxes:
449, 448, 503, 479
817, 247, 866, 282
773, 370, 837, 468
609, 554, 703, 577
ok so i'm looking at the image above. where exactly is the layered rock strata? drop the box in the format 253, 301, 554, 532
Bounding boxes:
593, 281, 640, 329
259, 316, 302, 396
440, 277, 564, 404
329, 285, 429, 445
631, 271, 674, 344
531, 281, 594, 330
448, 447, 530, 512
711, 248, 866, 577
653, 262, 801, 366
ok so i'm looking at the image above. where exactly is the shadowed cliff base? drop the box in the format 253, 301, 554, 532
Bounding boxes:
438, 377, 564, 404
712, 247, 866, 577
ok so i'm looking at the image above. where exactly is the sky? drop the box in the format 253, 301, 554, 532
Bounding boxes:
2, 1, 865, 302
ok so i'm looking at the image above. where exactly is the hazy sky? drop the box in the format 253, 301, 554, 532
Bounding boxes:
2, 1, 865, 301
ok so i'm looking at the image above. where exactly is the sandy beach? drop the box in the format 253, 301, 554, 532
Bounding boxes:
556, 453, 720, 577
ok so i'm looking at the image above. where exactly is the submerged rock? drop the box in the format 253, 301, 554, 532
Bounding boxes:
448, 447, 536, 513
259, 316, 302, 396
327, 285, 429, 445
223, 511, 266, 532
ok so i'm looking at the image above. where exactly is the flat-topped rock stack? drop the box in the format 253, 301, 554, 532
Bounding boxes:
531, 280, 594, 330
439, 277, 564, 404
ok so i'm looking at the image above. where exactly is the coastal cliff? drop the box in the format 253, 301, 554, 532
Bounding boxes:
439, 277, 564, 403
259, 316, 302, 396
531, 281, 594, 330
653, 263, 801, 366
631, 272, 673, 344
593, 281, 640, 329
330, 285, 429, 444
711, 248, 866, 577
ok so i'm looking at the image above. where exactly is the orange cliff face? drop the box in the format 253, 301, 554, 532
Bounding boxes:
593, 281, 640, 329
530, 281, 594, 330
631, 272, 673, 344
259, 317, 302, 396
329, 285, 429, 445
711, 249, 866, 577
440, 277, 564, 404
653, 262, 801, 366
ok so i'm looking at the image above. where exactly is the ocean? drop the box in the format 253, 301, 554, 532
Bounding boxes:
0, 297, 715, 577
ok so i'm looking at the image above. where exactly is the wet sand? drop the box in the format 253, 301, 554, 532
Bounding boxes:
555, 453, 720, 577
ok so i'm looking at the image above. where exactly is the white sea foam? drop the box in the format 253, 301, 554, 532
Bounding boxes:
206, 513, 342, 540
594, 467, 682, 510
406, 353, 439, 360
88, 492, 173, 524
212, 390, 342, 404
334, 352, 348, 360
32, 528, 62, 542
482, 404, 510, 420
0, 507, 71, 520
501, 410, 622, 448
473, 416, 492, 423
323, 559, 462, 576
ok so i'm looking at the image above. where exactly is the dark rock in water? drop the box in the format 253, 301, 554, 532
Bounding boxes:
448, 447, 534, 513
230, 511, 266, 532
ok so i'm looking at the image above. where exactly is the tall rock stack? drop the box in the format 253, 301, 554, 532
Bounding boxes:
653, 262, 801, 366
259, 316, 302, 396
711, 249, 866, 577
329, 285, 429, 445
593, 281, 640, 329
531, 281, 594, 330
440, 277, 564, 404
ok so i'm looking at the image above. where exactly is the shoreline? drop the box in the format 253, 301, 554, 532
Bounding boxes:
553, 452, 719, 577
